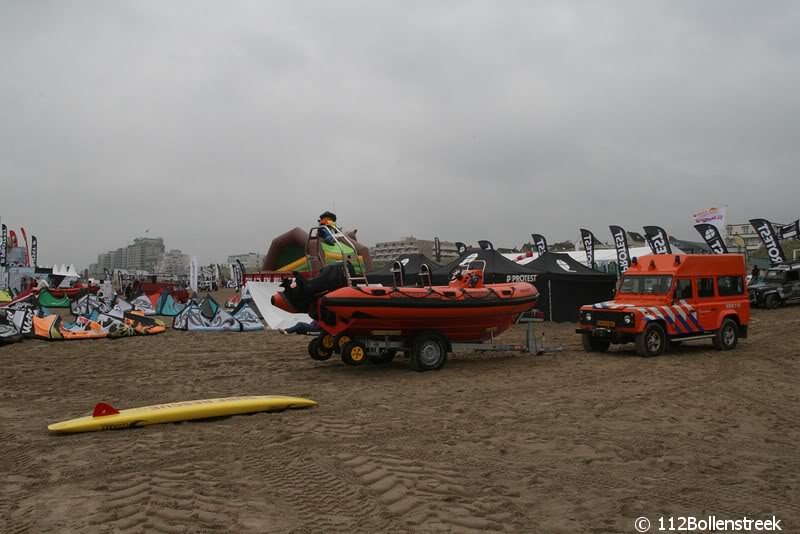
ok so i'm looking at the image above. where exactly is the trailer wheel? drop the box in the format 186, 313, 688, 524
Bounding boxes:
369, 349, 398, 364
308, 338, 332, 361
321, 334, 337, 352
341, 340, 367, 366
634, 323, 667, 358
581, 333, 610, 353
332, 334, 350, 354
411, 332, 448, 372
712, 319, 739, 351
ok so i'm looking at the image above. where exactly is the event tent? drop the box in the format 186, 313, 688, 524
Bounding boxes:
523, 253, 617, 322
506, 246, 684, 275
366, 254, 440, 286
430, 249, 539, 285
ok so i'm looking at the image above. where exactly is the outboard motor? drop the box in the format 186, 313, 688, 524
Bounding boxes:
272, 263, 352, 314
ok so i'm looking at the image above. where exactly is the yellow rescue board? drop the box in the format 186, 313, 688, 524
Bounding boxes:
48, 395, 316, 434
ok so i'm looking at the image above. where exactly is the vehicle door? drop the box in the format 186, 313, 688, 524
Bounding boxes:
716, 275, 747, 328
671, 278, 701, 335
695, 276, 718, 332
784, 269, 800, 300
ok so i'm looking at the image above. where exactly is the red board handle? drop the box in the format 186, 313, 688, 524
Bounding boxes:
92, 402, 120, 417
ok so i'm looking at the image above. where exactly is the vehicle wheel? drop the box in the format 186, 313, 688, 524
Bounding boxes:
634, 323, 667, 358
341, 340, 367, 366
764, 293, 781, 309
320, 333, 337, 353
581, 333, 610, 353
712, 319, 739, 351
410, 331, 448, 372
332, 334, 351, 354
369, 349, 398, 364
308, 337, 332, 361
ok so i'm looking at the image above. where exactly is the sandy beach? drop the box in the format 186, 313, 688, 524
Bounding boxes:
2, 296, 798, 533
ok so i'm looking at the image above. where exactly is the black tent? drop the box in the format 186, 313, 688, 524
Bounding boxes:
430, 249, 539, 285
524, 253, 616, 322
366, 254, 441, 286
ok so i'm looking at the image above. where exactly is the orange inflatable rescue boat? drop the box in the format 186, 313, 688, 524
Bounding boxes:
273, 260, 538, 353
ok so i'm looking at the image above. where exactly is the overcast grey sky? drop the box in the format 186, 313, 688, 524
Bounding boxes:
2, 1, 799, 266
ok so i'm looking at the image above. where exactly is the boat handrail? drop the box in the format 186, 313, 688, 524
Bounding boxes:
418, 263, 432, 287
390, 261, 405, 287
308, 225, 369, 287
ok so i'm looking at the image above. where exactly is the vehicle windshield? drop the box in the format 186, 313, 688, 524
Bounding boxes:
618, 275, 673, 295
765, 269, 784, 281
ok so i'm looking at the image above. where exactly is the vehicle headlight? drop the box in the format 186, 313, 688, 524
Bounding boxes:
584, 312, 592, 322
623, 314, 633, 325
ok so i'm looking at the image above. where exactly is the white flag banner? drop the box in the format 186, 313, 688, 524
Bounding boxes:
189, 256, 198, 293
691, 206, 727, 232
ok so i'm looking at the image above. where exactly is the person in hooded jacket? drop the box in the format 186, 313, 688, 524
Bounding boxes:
318, 211, 337, 246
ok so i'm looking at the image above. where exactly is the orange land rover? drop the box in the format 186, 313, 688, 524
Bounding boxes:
576, 254, 750, 357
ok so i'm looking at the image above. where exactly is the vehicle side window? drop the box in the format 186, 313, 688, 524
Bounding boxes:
674, 279, 693, 300
787, 271, 800, 283
718, 276, 744, 296
698, 278, 714, 298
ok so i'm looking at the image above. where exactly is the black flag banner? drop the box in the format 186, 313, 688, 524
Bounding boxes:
232, 263, 242, 288
779, 219, 799, 240
579, 229, 596, 268
235, 260, 247, 288
643, 226, 672, 255
694, 224, 729, 254
455, 242, 467, 256
31, 236, 38, 267
531, 234, 548, 255
434, 237, 441, 263
609, 225, 631, 273
0, 224, 6, 267
749, 219, 787, 265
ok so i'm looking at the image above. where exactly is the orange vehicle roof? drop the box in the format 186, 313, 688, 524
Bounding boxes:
625, 254, 746, 277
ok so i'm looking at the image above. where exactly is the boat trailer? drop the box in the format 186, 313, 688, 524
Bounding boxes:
360, 311, 562, 358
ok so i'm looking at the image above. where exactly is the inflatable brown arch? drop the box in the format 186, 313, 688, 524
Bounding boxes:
262, 227, 373, 274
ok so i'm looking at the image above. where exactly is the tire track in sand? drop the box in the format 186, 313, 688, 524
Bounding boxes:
78, 460, 243, 533
338, 451, 524, 533
250, 449, 406, 533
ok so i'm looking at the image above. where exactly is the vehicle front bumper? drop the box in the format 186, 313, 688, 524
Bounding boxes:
575, 326, 638, 344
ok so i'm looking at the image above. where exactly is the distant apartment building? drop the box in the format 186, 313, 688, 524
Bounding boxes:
92, 236, 166, 275
227, 253, 263, 272
157, 249, 190, 277
113, 247, 127, 270
724, 222, 785, 253
126, 237, 165, 272
371, 237, 459, 265
98, 251, 113, 271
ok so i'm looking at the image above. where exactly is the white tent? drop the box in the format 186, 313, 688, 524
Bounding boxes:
244, 281, 312, 330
